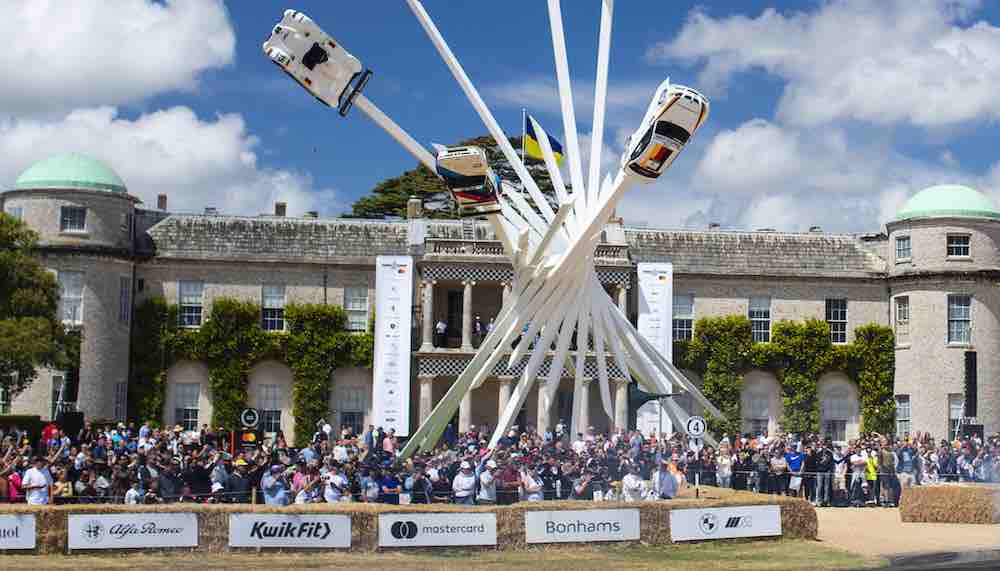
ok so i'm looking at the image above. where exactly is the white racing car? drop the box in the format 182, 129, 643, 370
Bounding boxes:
263, 10, 370, 115
435, 146, 502, 217
621, 79, 709, 180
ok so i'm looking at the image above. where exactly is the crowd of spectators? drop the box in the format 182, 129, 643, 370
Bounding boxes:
0, 418, 997, 507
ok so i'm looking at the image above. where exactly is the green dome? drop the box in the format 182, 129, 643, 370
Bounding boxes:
14, 153, 126, 193
896, 185, 1000, 221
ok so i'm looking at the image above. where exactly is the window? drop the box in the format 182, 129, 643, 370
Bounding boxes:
745, 392, 770, 435
894, 296, 910, 341
748, 296, 771, 343
50, 375, 65, 420
174, 383, 200, 431
948, 394, 964, 442
5, 206, 23, 221
895, 395, 911, 437
947, 294, 971, 344
262, 285, 286, 331
58, 271, 84, 326
672, 294, 694, 341
344, 286, 369, 332
821, 386, 851, 442
338, 386, 366, 436
825, 298, 848, 344
0, 372, 16, 414
119, 276, 131, 323
178, 281, 204, 327
260, 384, 282, 434
113, 382, 127, 421
120, 212, 134, 235
947, 234, 970, 257
60, 206, 87, 232
895, 235, 911, 261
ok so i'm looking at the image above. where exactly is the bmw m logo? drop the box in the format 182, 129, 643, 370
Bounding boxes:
698, 513, 718, 535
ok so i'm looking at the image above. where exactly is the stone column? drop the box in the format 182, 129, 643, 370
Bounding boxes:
418, 375, 435, 424
616, 285, 628, 313
613, 378, 629, 431
536, 380, 552, 433
576, 378, 592, 436
459, 391, 473, 432
502, 282, 512, 304
419, 280, 434, 351
461, 280, 474, 350
497, 376, 514, 419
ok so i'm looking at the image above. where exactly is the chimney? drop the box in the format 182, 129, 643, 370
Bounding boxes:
708, 222, 720, 230
274, 201, 287, 217
406, 196, 423, 219
809, 225, 823, 233
304, 211, 319, 219
204, 206, 218, 215
157, 194, 168, 210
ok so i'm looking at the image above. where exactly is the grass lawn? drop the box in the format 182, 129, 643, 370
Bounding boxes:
0, 539, 881, 570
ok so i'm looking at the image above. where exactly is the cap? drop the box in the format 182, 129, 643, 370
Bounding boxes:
234, 459, 248, 466
271, 464, 284, 473
460, 461, 472, 470
211, 482, 225, 492
173, 425, 183, 432
486, 460, 498, 469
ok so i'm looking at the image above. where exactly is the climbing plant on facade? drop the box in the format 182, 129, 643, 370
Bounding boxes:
674, 316, 895, 437
129, 297, 373, 446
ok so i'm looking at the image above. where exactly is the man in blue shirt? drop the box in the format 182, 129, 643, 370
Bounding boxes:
261, 465, 289, 506
380, 470, 402, 504
784, 444, 804, 497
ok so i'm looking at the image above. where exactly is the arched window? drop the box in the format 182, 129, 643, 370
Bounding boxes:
163, 361, 211, 431
818, 373, 859, 443
249, 361, 294, 441
741, 371, 782, 436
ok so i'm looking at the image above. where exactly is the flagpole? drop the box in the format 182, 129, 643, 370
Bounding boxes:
521, 107, 527, 163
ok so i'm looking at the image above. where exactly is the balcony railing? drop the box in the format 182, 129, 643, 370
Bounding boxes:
426, 239, 630, 264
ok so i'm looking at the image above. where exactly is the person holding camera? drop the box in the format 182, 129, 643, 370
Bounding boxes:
261, 464, 290, 506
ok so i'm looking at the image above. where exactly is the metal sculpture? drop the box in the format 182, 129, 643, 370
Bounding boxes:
264, 1, 722, 460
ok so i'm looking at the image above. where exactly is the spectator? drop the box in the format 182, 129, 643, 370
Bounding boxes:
22, 456, 53, 505
452, 461, 476, 505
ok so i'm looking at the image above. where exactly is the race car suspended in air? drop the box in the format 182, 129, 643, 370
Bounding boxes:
621, 79, 710, 180
263, 9, 371, 116
435, 146, 503, 218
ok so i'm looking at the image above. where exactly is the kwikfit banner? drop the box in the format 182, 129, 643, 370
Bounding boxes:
524, 509, 640, 544
68, 513, 198, 549
0, 514, 36, 550
670, 505, 782, 542
229, 514, 351, 548
378, 513, 497, 547
636, 262, 673, 435
373, 255, 414, 436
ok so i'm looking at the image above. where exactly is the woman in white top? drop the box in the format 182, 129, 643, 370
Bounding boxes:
716, 444, 734, 489
521, 466, 544, 501
621, 464, 644, 502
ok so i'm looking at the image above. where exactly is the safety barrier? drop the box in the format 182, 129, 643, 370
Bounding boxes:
0, 487, 815, 554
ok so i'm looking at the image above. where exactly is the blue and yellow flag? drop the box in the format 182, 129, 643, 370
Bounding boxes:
523, 114, 564, 164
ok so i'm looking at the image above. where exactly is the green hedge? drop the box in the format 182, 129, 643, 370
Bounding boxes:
129, 297, 373, 446
674, 316, 895, 437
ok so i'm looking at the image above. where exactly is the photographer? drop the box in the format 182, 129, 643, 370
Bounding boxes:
260, 464, 290, 506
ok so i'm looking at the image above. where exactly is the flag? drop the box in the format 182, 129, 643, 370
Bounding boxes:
523, 114, 564, 164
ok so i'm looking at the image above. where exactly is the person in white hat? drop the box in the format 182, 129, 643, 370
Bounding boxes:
452, 460, 477, 505
478, 459, 498, 505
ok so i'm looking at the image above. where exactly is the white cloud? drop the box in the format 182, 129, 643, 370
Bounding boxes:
0, 107, 339, 216
3, 0, 234, 117
651, 0, 1000, 128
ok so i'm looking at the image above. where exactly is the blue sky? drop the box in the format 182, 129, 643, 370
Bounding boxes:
3, 0, 1000, 232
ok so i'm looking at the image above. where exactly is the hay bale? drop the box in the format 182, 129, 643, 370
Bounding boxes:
900, 484, 1000, 524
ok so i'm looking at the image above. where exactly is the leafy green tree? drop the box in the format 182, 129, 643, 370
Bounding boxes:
344, 135, 560, 219
0, 213, 73, 399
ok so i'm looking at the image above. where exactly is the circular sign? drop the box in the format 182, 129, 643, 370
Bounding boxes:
685, 416, 707, 437
240, 407, 260, 429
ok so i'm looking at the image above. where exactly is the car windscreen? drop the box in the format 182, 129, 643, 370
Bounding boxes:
442, 173, 487, 189
302, 42, 329, 70
655, 121, 691, 144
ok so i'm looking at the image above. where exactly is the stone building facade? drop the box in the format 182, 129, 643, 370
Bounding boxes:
2, 154, 997, 443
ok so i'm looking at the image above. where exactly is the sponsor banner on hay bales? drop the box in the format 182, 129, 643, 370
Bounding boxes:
670, 505, 781, 542
525, 509, 640, 544
229, 513, 351, 548
378, 513, 496, 547
0, 514, 36, 550
68, 513, 198, 550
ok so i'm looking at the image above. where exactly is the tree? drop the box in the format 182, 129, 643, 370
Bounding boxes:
0, 213, 73, 399
344, 135, 561, 219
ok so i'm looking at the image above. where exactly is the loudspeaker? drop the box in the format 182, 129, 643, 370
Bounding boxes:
964, 351, 977, 418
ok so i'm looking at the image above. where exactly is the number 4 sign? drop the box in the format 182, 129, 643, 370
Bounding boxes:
685, 416, 706, 438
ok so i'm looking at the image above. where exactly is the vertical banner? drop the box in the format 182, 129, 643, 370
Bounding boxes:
373, 255, 414, 436
636, 263, 673, 436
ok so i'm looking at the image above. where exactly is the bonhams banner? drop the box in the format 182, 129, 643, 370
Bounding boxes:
378, 513, 497, 547
524, 509, 640, 544
68, 513, 198, 549
372, 255, 414, 436
0, 514, 36, 550
229, 514, 351, 548
670, 505, 782, 542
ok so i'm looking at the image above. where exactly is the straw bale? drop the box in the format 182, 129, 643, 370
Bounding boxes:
899, 484, 1000, 524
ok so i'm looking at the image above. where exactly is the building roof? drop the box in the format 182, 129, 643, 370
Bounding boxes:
146, 215, 408, 264
14, 153, 127, 193
626, 229, 886, 278
896, 185, 1000, 221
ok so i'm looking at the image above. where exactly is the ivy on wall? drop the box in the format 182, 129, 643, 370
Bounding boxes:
128, 297, 373, 446
674, 316, 895, 437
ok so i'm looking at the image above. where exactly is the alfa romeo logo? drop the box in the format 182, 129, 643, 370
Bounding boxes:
390, 520, 418, 540
81, 519, 104, 543
698, 513, 718, 535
